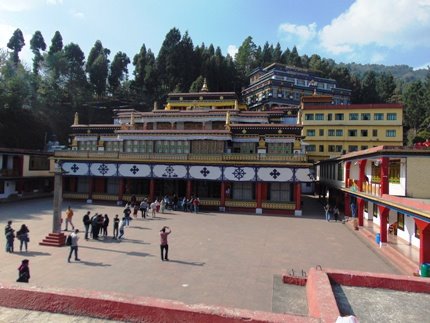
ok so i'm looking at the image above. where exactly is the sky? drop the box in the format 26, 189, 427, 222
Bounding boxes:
0, 0, 429, 71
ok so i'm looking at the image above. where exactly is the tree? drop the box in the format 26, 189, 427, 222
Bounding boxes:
48, 31, 63, 55
30, 31, 46, 75
235, 36, 257, 84
108, 51, 130, 94
261, 42, 272, 67
377, 72, 396, 103
403, 81, 427, 132
289, 46, 301, 67
273, 43, 282, 63
7, 29, 25, 66
86, 40, 110, 97
361, 71, 379, 103
63, 43, 89, 106
157, 28, 182, 94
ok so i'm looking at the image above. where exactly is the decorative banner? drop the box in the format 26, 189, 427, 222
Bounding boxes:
153, 164, 187, 179
257, 167, 293, 182
295, 168, 315, 182
189, 165, 222, 180
118, 164, 151, 177
62, 162, 89, 176
223, 166, 256, 181
90, 163, 117, 177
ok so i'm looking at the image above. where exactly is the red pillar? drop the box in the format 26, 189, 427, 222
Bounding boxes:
186, 180, 192, 199
380, 157, 389, 195
344, 194, 351, 217
295, 183, 301, 210
149, 179, 155, 201
358, 160, 367, 192
357, 197, 364, 226
414, 219, 430, 264
220, 182, 226, 211
256, 182, 263, 214
378, 205, 389, 243
87, 177, 94, 201
345, 161, 351, 188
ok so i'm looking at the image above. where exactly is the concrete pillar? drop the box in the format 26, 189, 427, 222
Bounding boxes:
149, 179, 155, 202
186, 180, 192, 199
380, 157, 389, 195
378, 205, 389, 243
414, 219, 430, 264
294, 182, 302, 216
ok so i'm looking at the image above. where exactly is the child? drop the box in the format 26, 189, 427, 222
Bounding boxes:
17, 259, 30, 283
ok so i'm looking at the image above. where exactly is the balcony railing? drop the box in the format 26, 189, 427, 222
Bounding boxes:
55, 151, 308, 163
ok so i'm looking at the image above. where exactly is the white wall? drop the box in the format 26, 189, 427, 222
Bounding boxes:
396, 215, 420, 248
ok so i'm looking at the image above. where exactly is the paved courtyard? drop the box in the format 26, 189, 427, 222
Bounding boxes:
0, 196, 400, 312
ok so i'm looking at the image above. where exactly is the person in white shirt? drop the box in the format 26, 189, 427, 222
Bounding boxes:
118, 218, 126, 239
68, 229, 80, 263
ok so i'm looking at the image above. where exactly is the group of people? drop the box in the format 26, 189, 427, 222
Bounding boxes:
82, 211, 111, 240
324, 203, 341, 222
5, 220, 30, 253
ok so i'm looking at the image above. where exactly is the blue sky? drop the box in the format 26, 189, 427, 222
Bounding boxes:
1, 0, 429, 71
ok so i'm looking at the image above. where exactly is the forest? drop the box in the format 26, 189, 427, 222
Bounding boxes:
0, 27, 429, 149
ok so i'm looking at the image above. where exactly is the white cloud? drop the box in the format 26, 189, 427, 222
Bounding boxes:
70, 9, 85, 19
46, 0, 63, 5
0, 0, 42, 12
278, 22, 317, 48
319, 0, 430, 54
227, 45, 238, 58
370, 52, 386, 64
414, 62, 430, 70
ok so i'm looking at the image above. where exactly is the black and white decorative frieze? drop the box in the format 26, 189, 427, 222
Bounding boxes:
153, 164, 187, 179
62, 162, 89, 176
90, 163, 117, 177
294, 168, 314, 182
257, 167, 293, 182
224, 166, 256, 181
118, 164, 151, 177
189, 165, 222, 180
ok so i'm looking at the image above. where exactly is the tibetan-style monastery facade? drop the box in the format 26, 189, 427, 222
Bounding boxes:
54, 86, 313, 215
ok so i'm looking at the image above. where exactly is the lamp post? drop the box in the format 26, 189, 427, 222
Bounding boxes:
39, 161, 68, 247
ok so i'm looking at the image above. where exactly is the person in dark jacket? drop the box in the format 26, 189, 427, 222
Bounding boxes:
17, 259, 30, 283
82, 211, 91, 240
17, 224, 30, 252
103, 214, 110, 237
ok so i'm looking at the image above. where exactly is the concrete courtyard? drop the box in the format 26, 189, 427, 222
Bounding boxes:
0, 196, 400, 313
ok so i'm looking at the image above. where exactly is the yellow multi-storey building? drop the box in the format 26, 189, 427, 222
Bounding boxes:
299, 95, 403, 162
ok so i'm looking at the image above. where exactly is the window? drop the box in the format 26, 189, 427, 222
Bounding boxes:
327, 113, 332, 121
364, 201, 368, 213
315, 113, 324, 120
389, 161, 400, 183
397, 212, 404, 231
328, 129, 335, 136
374, 113, 384, 120
270, 183, 290, 201
372, 163, 381, 183
337, 163, 344, 180
387, 113, 397, 120
319, 145, 324, 152
361, 146, 368, 150
386, 130, 396, 137
361, 130, 368, 137
328, 145, 335, 152
335, 113, 344, 120
29, 156, 50, 170
232, 182, 253, 200
349, 113, 359, 120
415, 223, 420, 239
336, 145, 343, 152
361, 113, 371, 120
304, 114, 314, 121
373, 205, 378, 218
348, 130, 357, 137
336, 129, 343, 136
348, 145, 358, 152
319, 129, 324, 136
372, 129, 378, 137
306, 129, 316, 136
306, 145, 316, 152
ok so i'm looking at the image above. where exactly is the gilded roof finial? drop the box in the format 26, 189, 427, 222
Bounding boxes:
225, 111, 231, 130
201, 78, 208, 92
73, 112, 79, 125
130, 111, 135, 125
258, 136, 266, 149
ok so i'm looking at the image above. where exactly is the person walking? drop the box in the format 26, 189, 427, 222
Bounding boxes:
103, 214, 110, 237
123, 206, 132, 226
334, 206, 340, 222
150, 201, 157, 218
324, 203, 330, 221
17, 224, 30, 252
64, 206, 75, 231
140, 199, 148, 219
16, 259, 30, 283
83, 211, 91, 240
193, 196, 200, 214
91, 214, 99, 240
160, 226, 171, 261
118, 217, 126, 240
113, 214, 120, 239
67, 229, 80, 263
5, 220, 14, 252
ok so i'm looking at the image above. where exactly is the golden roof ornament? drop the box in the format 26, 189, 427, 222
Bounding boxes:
294, 138, 301, 150
73, 112, 79, 125
225, 111, 231, 130
201, 78, 209, 92
258, 136, 266, 149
